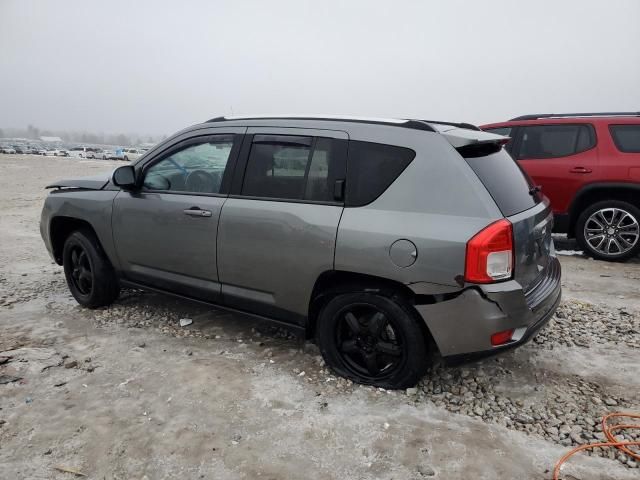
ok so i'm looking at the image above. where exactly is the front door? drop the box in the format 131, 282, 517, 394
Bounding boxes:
217, 128, 348, 324
112, 131, 243, 301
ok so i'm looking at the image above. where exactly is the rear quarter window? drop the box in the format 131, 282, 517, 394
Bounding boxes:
609, 124, 640, 153
346, 141, 415, 207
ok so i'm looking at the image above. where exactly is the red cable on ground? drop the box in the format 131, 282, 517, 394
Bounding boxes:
553, 412, 640, 479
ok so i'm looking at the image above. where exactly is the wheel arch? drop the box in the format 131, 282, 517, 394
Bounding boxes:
307, 270, 438, 351
50, 216, 105, 265
568, 183, 640, 237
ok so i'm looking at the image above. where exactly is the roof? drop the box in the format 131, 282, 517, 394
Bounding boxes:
39, 136, 63, 142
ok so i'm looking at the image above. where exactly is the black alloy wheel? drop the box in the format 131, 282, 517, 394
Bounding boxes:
316, 292, 429, 389
336, 303, 405, 381
68, 245, 93, 296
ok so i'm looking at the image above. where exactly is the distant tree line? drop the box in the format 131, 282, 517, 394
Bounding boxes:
0, 124, 167, 146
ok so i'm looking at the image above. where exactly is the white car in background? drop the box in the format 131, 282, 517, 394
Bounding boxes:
1, 146, 17, 154
122, 148, 143, 161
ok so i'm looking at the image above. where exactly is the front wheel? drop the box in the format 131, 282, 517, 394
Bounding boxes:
316, 292, 429, 389
576, 200, 640, 261
63, 229, 120, 308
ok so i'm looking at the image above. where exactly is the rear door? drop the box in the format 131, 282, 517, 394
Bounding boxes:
217, 127, 347, 324
112, 129, 243, 301
512, 123, 598, 214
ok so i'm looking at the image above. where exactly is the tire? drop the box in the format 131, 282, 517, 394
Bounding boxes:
124, 156, 129, 162
316, 292, 429, 389
575, 200, 640, 261
62, 229, 120, 308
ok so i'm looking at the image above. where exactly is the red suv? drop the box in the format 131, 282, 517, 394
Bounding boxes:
481, 113, 640, 261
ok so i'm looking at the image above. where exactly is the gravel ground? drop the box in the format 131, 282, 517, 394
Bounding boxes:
1, 155, 639, 479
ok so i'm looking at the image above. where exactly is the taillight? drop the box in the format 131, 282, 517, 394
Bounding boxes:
465, 219, 514, 283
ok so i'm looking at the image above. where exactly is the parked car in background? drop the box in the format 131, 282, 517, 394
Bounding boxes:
482, 113, 640, 261
40, 115, 561, 389
69, 146, 102, 158
122, 148, 143, 161
101, 150, 119, 160
1, 145, 17, 154
85, 148, 103, 159
36, 147, 47, 155
13, 145, 28, 154
69, 146, 89, 158
55, 149, 70, 157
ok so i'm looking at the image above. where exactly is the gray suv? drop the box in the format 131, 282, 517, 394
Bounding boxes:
40, 115, 561, 389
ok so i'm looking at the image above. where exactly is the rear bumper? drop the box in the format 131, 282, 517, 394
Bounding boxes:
414, 256, 561, 359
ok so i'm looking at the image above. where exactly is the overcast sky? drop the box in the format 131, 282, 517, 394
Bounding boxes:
1, 0, 639, 136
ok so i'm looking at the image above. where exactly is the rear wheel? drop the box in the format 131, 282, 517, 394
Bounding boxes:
316, 292, 429, 389
576, 200, 640, 261
62, 229, 120, 308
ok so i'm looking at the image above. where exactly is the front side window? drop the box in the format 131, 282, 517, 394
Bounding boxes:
241, 135, 345, 202
517, 124, 595, 159
610, 124, 640, 153
143, 135, 234, 193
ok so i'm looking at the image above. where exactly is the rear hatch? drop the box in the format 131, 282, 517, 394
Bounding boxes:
430, 123, 554, 292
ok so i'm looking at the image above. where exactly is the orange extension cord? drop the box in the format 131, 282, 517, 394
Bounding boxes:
553, 412, 640, 479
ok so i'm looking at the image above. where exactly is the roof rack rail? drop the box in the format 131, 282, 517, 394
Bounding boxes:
205, 115, 436, 132
510, 112, 640, 121
420, 119, 480, 131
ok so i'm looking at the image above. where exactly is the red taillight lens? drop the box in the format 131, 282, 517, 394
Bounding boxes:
491, 328, 515, 346
465, 219, 514, 284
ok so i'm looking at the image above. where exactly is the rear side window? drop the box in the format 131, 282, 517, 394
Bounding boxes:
346, 141, 415, 206
610, 125, 640, 153
463, 147, 541, 217
517, 124, 595, 159
241, 135, 346, 202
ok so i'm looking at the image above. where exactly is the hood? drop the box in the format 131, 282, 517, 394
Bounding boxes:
46, 172, 112, 190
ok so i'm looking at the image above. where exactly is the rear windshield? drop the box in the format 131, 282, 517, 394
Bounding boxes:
462, 146, 541, 217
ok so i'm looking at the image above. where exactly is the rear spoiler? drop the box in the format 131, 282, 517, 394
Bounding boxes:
426, 122, 510, 149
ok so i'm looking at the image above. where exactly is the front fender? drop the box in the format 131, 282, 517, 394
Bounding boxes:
42, 189, 120, 268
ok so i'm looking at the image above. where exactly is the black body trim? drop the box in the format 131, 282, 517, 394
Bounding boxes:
119, 279, 306, 335
553, 213, 569, 233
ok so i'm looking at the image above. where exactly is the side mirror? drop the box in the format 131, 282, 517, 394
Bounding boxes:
112, 165, 137, 190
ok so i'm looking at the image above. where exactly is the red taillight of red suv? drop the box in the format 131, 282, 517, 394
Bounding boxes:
465, 219, 514, 283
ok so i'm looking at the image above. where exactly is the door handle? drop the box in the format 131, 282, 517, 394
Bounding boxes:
569, 166, 592, 174
183, 207, 212, 217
